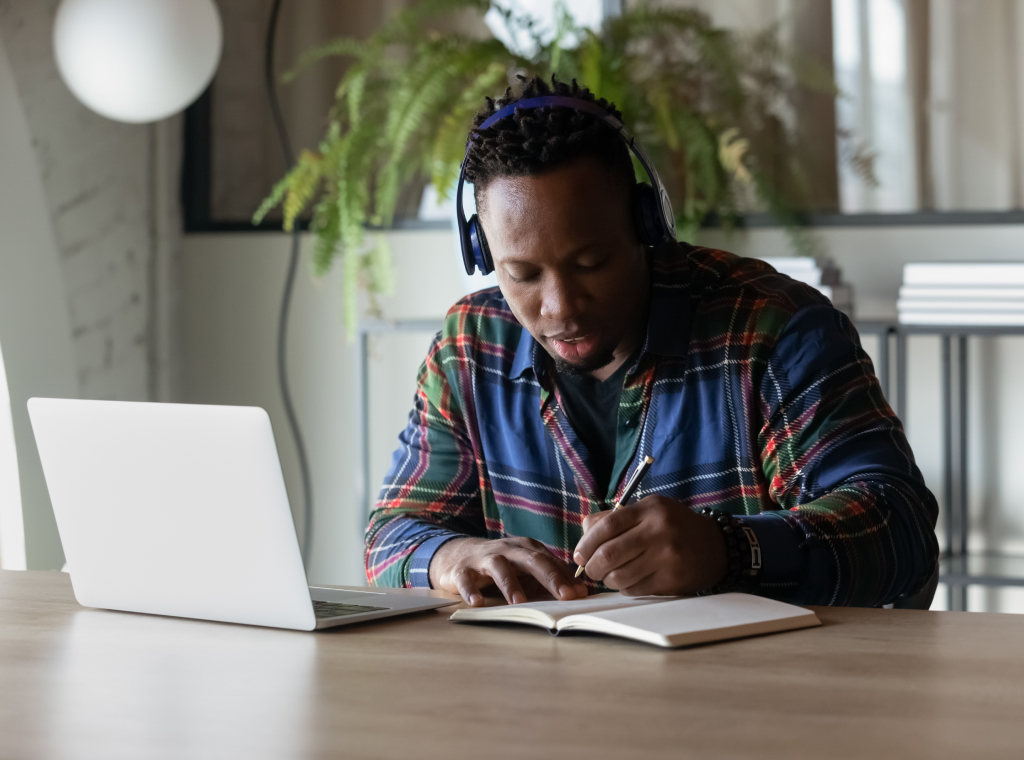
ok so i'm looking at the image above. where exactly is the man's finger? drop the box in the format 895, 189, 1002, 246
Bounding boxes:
581, 531, 647, 582
452, 566, 485, 607
620, 570, 661, 597
602, 551, 655, 591
582, 510, 613, 532
516, 549, 581, 601
486, 554, 528, 605
573, 507, 643, 567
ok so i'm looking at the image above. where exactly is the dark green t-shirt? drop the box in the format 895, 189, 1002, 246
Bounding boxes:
555, 357, 633, 500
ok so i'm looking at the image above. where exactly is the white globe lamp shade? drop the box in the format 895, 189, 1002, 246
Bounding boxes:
53, 0, 223, 124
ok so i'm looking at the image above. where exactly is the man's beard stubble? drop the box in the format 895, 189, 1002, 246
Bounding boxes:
551, 346, 617, 377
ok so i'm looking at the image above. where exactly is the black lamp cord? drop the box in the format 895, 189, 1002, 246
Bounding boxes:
265, 0, 313, 568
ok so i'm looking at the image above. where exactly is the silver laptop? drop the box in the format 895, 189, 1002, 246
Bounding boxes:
27, 398, 457, 630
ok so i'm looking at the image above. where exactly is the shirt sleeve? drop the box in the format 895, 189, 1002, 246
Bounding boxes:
364, 332, 486, 588
749, 304, 939, 607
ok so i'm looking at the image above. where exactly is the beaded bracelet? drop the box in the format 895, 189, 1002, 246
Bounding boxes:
696, 508, 762, 595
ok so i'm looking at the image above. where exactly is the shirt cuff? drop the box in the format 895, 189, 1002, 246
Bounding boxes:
736, 512, 806, 592
407, 533, 464, 588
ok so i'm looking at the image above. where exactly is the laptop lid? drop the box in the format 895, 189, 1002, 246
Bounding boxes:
28, 398, 316, 630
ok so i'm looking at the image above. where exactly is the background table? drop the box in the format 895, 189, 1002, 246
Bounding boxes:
858, 322, 1024, 611
2, 570, 1024, 759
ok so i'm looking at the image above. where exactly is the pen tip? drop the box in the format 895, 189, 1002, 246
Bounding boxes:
644, 455, 655, 464
574, 565, 585, 578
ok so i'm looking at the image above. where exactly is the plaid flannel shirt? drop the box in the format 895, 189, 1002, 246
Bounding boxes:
365, 244, 938, 606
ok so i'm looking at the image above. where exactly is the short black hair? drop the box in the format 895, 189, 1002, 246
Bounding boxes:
465, 75, 636, 214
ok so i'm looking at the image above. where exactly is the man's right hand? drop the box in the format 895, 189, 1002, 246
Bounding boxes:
429, 537, 588, 607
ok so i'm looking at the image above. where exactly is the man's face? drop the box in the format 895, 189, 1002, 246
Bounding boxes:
479, 156, 649, 377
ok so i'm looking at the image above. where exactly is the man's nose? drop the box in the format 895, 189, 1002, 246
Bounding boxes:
539, 275, 582, 322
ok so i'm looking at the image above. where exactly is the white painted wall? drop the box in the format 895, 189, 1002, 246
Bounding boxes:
0, 343, 24, 569
182, 224, 1024, 612
0, 1, 175, 403
181, 231, 465, 586
0, 31, 78, 570
0, 1, 182, 569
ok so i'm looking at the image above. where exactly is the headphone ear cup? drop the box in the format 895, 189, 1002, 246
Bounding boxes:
468, 214, 494, 276
632, 182, 672, 246
460, 213, 476, 275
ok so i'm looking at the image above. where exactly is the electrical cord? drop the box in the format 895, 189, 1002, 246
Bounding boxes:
265, 0, 313, 568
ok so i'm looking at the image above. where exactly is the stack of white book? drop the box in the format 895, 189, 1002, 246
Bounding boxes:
760, 257, 854, 316
898, 263, 1024, 325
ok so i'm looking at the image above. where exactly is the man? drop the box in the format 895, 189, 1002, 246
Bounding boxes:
365, 76, 938, 608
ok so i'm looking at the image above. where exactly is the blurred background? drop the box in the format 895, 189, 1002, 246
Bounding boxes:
3, 0, 1024, 613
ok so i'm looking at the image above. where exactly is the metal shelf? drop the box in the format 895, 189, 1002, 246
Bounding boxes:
357, 319, 445, 527
939, 554, 1024, 589
877, 321, 1024, 610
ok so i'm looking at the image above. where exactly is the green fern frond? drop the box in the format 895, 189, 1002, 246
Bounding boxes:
342, 244, 361, 341
390, 57, 454, 156
283, 38, 374, 83
255, 0, 840, 340
374, 162, 401, 231
346, 67, 368, 126
648, 88, 679, 151
252, 175, 289, 225
431, 62, 507, 199
377, 53, 464, 224
282, 149, 324, 231
375, 0, 490, 45
318, 120, 341, 154
310, 193, 340, 276
579, 32, 603, 99
368, 234, 394, 297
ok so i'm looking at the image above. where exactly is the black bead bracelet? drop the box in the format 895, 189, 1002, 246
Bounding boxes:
696, 508, 762, 595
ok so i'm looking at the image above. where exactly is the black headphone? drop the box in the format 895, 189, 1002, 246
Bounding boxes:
456, 95, 677, 276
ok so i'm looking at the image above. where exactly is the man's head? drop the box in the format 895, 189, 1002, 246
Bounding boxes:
464, 76, 650, 377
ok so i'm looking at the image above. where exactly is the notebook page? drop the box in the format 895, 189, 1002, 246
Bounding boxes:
449, 593, 669, 627
559, 593, 820, 647
508, 593, 668, 622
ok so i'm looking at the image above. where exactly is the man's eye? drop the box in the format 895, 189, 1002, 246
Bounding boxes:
577, 257, 607, 271
507, 269, 539, 283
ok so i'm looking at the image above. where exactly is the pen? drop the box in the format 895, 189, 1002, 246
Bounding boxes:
574, 455, 656, 578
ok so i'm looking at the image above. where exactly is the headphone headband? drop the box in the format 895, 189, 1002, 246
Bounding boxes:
456, 94, 676, 275
478, 96, 623, 130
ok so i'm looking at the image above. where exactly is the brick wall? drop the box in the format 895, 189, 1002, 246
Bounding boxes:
0, 0, 180, 402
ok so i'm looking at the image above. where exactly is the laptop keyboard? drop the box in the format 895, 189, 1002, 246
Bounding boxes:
312, 600, 389, 619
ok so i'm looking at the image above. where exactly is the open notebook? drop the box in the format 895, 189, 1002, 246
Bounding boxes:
450, 592, 820, 648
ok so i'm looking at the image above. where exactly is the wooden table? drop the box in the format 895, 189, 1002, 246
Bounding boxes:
2, 570, 1023, 759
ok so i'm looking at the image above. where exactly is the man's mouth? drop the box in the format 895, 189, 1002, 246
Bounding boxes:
549, 333, 600, 362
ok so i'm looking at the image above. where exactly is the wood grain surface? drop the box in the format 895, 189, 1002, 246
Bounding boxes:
2, 570, 1023, 759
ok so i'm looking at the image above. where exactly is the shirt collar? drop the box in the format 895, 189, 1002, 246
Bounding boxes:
510, 325, 540, 380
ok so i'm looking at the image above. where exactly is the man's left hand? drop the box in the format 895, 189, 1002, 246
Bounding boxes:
572, 495, 729, 595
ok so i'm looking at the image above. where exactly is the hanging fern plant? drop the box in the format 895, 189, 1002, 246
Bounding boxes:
254, 0, 835, 337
